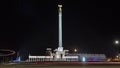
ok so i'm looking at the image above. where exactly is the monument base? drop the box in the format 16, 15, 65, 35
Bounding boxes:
58, 47, 63, 52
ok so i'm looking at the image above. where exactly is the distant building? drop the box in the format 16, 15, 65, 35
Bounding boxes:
27, 53, 107, 62
78, 54, 106, 62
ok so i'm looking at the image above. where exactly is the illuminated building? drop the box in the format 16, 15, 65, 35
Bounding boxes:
78, 54, 106, 62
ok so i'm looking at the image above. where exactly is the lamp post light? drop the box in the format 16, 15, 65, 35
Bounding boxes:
115, 40, 119, 56
74, 49, 77, 54
115, 40, 119, 45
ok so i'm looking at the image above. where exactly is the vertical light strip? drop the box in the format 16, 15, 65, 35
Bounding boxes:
58, 5, 62, 47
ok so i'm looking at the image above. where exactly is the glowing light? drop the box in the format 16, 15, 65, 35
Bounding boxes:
115, 40, 119, 44
74, 49, 77, 52
82, 57, 86, 62
58, 5, 62, 8
116, 56, 119, 58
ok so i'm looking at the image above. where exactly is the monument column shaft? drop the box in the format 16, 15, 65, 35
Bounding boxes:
58, 5, 62, 47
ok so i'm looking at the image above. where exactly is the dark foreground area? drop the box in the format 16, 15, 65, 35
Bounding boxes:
1, 63, 120, 68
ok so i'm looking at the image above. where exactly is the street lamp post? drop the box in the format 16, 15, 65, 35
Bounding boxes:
115, 40, 119, 56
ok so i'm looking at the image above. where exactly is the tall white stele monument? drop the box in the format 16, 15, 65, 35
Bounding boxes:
58, 5, 63, 52
54, 5, 66, 60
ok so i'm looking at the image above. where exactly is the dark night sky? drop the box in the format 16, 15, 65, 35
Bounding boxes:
0, 0, 120, 57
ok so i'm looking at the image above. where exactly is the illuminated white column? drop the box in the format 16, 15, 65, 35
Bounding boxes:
58, 5, 63, 51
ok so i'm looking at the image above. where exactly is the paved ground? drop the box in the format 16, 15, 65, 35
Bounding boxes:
1, 63, 120, 68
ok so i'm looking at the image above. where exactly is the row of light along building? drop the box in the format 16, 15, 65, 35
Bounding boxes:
28, 53, 106, 62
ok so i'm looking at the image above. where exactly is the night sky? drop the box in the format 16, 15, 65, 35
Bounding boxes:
0, 0, 120, 58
